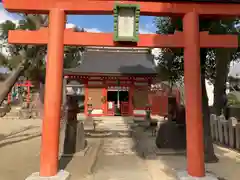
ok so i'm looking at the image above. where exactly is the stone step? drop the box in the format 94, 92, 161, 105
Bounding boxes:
98, 124, 130, 127
7, 109, 19, 112
5, 112, 19, 116
99, 120, 130, 124
9, 107, 22, 111
0, 117, 19, 120
99, 125, 129, 128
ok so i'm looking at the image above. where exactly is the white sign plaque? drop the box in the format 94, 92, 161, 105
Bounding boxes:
108, 102, 113, 109
118, 8, 135, 37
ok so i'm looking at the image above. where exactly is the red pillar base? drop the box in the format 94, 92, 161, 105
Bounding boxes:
25, 170, 70, 180
177, 171, 218, 180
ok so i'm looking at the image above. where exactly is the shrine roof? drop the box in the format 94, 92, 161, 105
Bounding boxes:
64, 50, 157, 76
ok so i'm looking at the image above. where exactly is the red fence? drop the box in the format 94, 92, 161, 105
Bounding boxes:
121, 102, 129, 116
148, 89, 180, 116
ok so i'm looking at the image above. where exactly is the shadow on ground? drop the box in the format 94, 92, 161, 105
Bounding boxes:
0, 125, 41, 148
59, 155, 74, 170
127, 118, 239, 180
56, 116, 239, 180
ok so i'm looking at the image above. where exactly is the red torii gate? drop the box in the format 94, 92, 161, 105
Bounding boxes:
3, 0, 240, 179
7, 80, 32, 104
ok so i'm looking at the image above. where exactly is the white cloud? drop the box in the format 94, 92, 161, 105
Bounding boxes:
139, 22, 155, 34
65, 23, 76, 29
85, 28, 101, 33
0, 8, 18, 23
66, 23, 101, 33
139, 28, 153, 34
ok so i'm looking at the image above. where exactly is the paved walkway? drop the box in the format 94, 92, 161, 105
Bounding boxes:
87, 117, 152, 180
0, 117, 239, 180
92, 143, 152, 180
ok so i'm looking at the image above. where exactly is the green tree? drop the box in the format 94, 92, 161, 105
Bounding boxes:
63, 27, 85, 68
154, 16, 239, 162
0, 16, 47, 105
0, 17, 84, 105
203, 19, 240, 115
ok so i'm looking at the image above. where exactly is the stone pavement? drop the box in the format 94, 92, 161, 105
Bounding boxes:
0, 118, 100, 180
132, 125, 240, 180
91, 153, 152, 180
89, 118, 152, 180
0, 119, 42, 180
0, 117, 239, 180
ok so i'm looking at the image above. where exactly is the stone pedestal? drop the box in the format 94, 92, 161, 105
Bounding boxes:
0, 107, 7, 117
177, 171, 218, 180
156, 121, 186, 150
62, 121, 86, 156
25, 170, 70, 180
75, 121, 86, 150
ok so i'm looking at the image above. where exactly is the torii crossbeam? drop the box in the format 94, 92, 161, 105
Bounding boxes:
3, 0, 240, 180
8, 28, 239, 48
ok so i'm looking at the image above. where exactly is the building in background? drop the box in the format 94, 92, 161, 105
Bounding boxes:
63, 47, 180, 117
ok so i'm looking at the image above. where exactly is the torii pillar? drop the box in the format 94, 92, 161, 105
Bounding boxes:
181, 11, 205, 178
37, 9, 69, 179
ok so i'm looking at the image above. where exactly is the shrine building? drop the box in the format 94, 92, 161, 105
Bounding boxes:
64, 47, 160, 117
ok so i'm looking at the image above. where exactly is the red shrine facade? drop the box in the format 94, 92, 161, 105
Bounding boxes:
64, 48, 178, 117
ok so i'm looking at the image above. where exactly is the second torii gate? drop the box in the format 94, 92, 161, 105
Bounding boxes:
3, 0, 240, 180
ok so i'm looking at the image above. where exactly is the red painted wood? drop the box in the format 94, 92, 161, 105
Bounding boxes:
4, 0, 240, 16
8, 29, 238, 48
183, 12, 204, 177
40, 9, 65, 176
102, 81, 107, 116
128, 84, 134, 116
7, 93, 11, 104
26, 80, 30, 103
121, 102, 129, 116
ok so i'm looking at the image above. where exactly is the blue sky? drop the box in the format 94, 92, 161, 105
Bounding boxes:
67, 15, 156, 33
1, 2, 240, 78
0, 2, 156, 73
0, 3, 156, 33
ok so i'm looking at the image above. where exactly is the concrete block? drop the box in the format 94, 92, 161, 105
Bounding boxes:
229, 117, 236, 148
25, 170, 70, 180
213, 117, 219, 141
60, 121, 87, 156
210, 114, 216, 140
177, 171, 218, 180
236, 123, 240, 150
218, 116, 224, 144
222, 120, 229, 145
